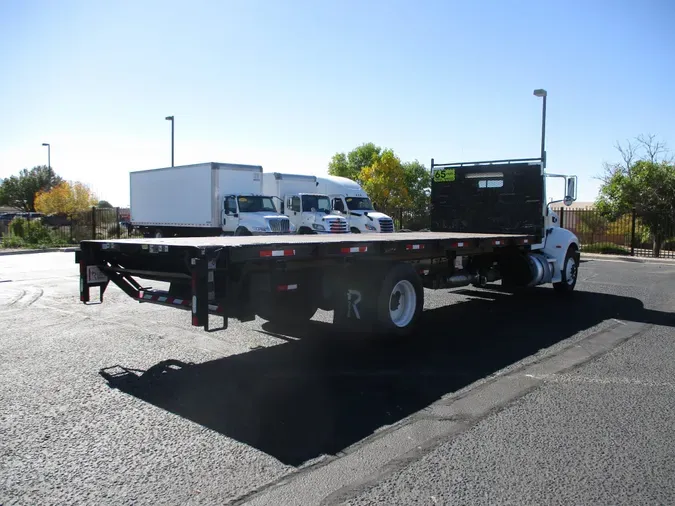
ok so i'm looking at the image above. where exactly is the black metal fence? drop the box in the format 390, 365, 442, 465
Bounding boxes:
0, 207, 139, 246
557, 207, 675, 259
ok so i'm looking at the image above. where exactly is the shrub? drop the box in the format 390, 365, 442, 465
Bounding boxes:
1, 235, 25, 248
9, 217, 27, 238
24, 219, 52, 245
581, 242, 630, 255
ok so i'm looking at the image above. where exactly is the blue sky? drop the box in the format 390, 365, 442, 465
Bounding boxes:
1, 0, 674, 206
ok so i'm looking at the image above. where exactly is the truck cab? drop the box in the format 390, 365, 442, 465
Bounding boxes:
222, 194, 294, 236
281, 192, 349, 234
316, 175, 395, 233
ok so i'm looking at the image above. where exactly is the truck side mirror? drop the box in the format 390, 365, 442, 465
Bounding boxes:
564, 176, 577, 206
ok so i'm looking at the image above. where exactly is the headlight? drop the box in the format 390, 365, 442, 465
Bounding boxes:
289, 222, 296, 232
365, 224, 377, 231
312, 224, 325, 231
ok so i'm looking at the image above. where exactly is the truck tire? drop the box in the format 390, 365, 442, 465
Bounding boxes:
350, 227, 361, 234
235, 227, 252, 236
375, 263, 424, 336
256, 290, 318, 326
553, 246, 579, 293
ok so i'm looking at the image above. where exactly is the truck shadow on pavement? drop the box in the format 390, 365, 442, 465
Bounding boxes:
100, 287, 674, 467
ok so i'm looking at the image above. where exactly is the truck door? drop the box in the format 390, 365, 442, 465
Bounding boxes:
331, 196, 350, 225
285, 195, 301, 228
222, 195, 239, 232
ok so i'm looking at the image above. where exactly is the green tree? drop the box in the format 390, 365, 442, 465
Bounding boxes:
0, 166, 63, 212
596, 135, 675, 256
97, 200, 113, 208
402, 160, 431, 229
328, 142, 382, 180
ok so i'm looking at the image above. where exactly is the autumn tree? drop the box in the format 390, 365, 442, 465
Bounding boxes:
34, 181, 98, 217
358, 149, 411, 216
0, 166, 63, 212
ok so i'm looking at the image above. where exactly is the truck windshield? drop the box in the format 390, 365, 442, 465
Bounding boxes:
301, 195, 331, 213
237, 196, 277, 213
345, 197, 374, 211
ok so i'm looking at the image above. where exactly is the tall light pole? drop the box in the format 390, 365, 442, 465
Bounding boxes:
165, 116, 174, 167
533, 89, 547, 168
41, 143, 51, 169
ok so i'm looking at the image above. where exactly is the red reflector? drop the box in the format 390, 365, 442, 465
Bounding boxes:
340, 246, 368, 254
493, 240, 503, 245
452, 241, 465, 248
406, 244, 424, 250
277, 284, 298, 292
260, 249, 295, 257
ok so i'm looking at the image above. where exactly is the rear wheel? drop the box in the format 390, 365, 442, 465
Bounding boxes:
554, 247, 579, 293
375, 263, 424, 336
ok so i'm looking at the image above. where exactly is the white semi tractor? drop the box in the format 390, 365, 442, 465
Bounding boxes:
129, 162, 293, 237
262, 172, 349, 234
314, 175, 396, 233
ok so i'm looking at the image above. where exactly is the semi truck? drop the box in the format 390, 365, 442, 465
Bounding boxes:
315, 175, 396, 233
129, 162, 293, 238
76, 156, 581, 336
261, 172, 349, 234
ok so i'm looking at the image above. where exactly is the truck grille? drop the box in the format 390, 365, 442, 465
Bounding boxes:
379, 218, 394, 232
267, 218, 290, 233
327, 218, 348, 233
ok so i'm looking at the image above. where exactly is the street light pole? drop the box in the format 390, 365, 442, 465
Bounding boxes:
165, 116, 174, 167
42, 143, 51, 169
533, 89, 547, 168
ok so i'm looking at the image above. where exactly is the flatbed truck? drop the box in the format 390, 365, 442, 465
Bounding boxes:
76, 158, 581, 335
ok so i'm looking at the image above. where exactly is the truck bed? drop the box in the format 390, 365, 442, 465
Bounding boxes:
84, 231, 535, 249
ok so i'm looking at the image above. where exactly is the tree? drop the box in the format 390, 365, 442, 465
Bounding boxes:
0, 166, 63, 212
596, 135, 675, 256
34, 181, 98, 217
402, 160, 431, 229
328, 142, 382, 180
97, 200, 113, 208
358, 149, 411, 216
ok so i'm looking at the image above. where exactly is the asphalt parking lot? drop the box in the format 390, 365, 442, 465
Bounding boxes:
1, 252, 674, 505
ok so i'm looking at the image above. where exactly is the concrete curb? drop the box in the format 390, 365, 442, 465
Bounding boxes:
581, 252, 675, 265
0, 247, 79, 257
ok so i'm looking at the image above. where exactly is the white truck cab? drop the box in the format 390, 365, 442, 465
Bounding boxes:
262, 173, 349, 234
316, 175, 395, 233
222, 194, 294, 236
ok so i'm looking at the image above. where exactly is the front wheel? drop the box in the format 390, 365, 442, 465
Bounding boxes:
554, 247, 579, 293
350, 227, 361, 234
234, 227, 252, 236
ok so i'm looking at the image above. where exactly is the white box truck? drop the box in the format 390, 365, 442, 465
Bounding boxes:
262, 172, 349, 234
130, 162, 293, 238
315, 175, 395, 233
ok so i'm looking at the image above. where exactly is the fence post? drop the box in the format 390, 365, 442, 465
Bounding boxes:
559, 207, 565, 228
630, 207, 636, 257
116, 207, 121, 239
91, 206, 96, 239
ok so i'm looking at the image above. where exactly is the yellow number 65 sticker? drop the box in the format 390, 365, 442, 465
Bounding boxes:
433, 169, 455, 182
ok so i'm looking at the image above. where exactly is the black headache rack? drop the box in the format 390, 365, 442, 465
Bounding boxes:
75, 232, 537, 331
430, 158, 545, 240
